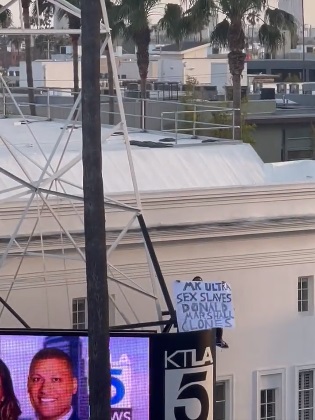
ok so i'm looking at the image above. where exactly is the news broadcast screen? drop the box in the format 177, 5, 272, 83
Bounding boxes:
0, 333, 149, 420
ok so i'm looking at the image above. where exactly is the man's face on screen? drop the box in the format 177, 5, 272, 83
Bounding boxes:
28, 358, 77, 420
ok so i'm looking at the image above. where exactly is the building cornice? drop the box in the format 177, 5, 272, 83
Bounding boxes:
3, 214, 315, 255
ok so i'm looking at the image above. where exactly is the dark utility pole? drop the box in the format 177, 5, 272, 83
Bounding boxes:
81, 0, 111, 419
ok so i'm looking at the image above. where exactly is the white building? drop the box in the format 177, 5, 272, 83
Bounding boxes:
19, 55, 159, 90
1, 118, 315, 419
157, 41, 247, 93
19, 60, 80, 90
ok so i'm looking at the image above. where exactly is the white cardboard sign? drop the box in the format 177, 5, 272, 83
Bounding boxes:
173, 280, 235, 332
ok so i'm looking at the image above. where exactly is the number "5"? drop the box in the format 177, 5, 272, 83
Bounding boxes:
111, 368, 125, 405
174, 371, 209, 420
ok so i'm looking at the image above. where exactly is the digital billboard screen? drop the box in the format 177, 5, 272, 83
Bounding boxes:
0, 332, 149, 420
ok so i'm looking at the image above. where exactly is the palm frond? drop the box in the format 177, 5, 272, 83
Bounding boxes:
32, 0, 53, 17
107, 2, 125, 40
159, 3, 183, 30
118, 0, 160, 39
56, 0, 81, 30
0, 5, 12, 28
258, 22, 284, 50
185, 0, 216, 21
265, 7, 296, 35
210, 18, 230, 47
158, 4, 187, 45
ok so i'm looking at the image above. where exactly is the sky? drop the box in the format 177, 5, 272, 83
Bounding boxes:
8, 0, 315, 26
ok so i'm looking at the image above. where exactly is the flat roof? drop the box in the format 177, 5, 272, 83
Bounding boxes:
1, 117, 315, 201
246, 107, 315, 124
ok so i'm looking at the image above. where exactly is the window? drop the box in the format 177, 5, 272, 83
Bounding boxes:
216, 379, 232, 420
298, 277, 313, 313
72, 297, 87, 329
216, 382, 227, 420
256, 369, 285, 420
260, 389, 276, 420
72, 296, 116, 329
299, 370, 314, 420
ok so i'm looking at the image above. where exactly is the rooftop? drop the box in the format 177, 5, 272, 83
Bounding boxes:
157, 41, 210, 53
1, 117, 315, 202
246, 106, 315, 124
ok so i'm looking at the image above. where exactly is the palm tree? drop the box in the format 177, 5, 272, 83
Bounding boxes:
57, 0, 81, 105
36, 0, 81, 107
186, 0, 296, 139
22, 0, 36, 116
104, 0, 123, 125
118, 0, 160, 100
158, 4, 189, 49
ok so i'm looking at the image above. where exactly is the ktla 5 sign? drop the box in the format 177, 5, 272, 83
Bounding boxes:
149, 330, 215, 420
164, 347, 213, 420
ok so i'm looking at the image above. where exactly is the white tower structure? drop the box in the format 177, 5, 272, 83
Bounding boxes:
0, 0, 175, 330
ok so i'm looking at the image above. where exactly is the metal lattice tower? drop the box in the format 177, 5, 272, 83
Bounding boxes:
0, 0, 175, 330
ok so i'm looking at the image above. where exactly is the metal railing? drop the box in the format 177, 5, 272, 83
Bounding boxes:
0, 86, 239, 140
161, 106, 238, 141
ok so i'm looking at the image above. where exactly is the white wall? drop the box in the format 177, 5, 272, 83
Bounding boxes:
19, 60, 79, 89
19, 61, 44, 88
117, 58, 158, 80
44, 61, 81, 89
158, 58, 184, 82
211, 61, 248, 94
183, 58, 211, 84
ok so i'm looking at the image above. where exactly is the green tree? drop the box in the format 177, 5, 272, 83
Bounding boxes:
118, 0, 159, 100
186, 0, 296, 139
22, 0, 36, 115
158, 4, 189, 49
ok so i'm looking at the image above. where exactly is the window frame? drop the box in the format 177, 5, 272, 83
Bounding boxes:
72, 295, 116, 329
72, 297, 87, 330
254, 368, 286, 420
298, 276, 314, 315
295, 365, 315, 420
260, 388, 276, 420
216, 375, 234, 420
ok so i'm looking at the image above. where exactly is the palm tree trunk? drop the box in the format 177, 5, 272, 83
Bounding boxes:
71, 34, 80, 119
106, 45, 114, 125
22, 1, 36, 116
81, 0, 111, 418
136, 31, 150, 131
228, 51, 246, 140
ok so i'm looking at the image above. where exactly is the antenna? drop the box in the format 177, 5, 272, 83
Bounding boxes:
0, 0, 175, 331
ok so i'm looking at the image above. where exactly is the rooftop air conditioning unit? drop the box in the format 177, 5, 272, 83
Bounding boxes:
277, 83, 287, 94
289, 83, 300, 94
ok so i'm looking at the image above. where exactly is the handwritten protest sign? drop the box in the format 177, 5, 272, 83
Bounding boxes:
173, 280, 235, 332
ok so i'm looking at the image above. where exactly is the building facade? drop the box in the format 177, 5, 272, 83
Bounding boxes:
1, 120, 315, 419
